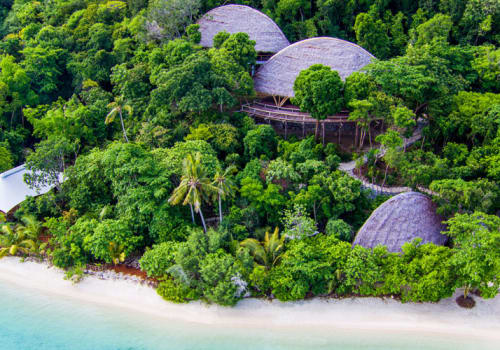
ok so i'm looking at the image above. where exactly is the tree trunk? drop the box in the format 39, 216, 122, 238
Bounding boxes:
218, 195, 223, 223
368, 126, 372, 148
359, 129, 366, 150
464, 285, 470, 299
312, 202, 317, 223
382, 163, 389, 187
189, 204, 195, 224
119, 111, 129, 143
414, 102, 428, 116
199, 208, 207, 233
354, 124, 359, 149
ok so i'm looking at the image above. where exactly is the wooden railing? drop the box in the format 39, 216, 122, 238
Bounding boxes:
241, 103, 350, 124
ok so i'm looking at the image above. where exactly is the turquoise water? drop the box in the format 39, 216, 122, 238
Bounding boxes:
0, 280, 495, 350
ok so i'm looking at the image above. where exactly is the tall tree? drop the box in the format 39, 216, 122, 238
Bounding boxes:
169, 152, 216, 232
354, 11, 390, 59
212, 165, 236, 223
292, 64, 344, 142
106, 95, 132, 143
24, 136, 75, 192
445, 212, 500, 302
348, 99, 374, 149
375, 130, 403, 187
0, 55, 37, 126
145, 0, 201, 41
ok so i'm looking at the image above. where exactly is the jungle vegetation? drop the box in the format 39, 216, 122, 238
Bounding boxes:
0, 0, 499, 306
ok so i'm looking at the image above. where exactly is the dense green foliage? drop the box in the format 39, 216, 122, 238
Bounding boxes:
0, 0, 498, 307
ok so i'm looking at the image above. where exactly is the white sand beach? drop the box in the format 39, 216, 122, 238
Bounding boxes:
0, 257, 499, 341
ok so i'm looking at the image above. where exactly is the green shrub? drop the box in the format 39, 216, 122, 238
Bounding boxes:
243, 125, 277, 160
341, 245, 398, 296
140, 242, 179, 278
84, 219, 142, 263
200, 251, 245, 306
325, 218, 353, 242
249, 265, 271, 296
157, 278, 199, 303
47, 216, 94, 269
270, 235, 351, 301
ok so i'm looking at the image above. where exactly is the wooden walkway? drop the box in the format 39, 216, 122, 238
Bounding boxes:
241, 102, 351, 124
241, 101, 435, 197
338, 127, 437, 197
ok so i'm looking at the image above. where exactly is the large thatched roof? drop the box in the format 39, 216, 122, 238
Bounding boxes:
353, 192, 448, 253
197, 5, 289, 53
254, 37, 374, 98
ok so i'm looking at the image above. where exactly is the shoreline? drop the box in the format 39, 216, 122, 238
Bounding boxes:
0, 257, 499, 341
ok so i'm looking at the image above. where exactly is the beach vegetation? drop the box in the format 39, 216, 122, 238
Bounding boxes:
240, 227, 284, 270
139, 241, 179, 278
445, 212, 500, 300
0, 215, 42, 258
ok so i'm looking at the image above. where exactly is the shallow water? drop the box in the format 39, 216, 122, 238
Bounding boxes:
0, 280, 496, 350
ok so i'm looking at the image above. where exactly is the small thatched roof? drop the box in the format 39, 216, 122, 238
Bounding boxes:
353, 192, 448, 253
254, 37, 374, 98
197, 5, 289, 53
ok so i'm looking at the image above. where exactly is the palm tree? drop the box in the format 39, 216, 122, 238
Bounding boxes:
108, 242, 126, 266
240, 228, 285, 270
0, 224, 37, 258
212, 165, 237, 223
106, 95, 133, 143
16, 215, 42, 239
168, 153, 216, 232
16, 215, 46, 255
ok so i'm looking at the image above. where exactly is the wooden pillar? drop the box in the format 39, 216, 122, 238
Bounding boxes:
272, 95, 278, 106
322, 122, 325, 146
338, 123, 342, 145
284, 121, 287, 140
302, 122, 305, 138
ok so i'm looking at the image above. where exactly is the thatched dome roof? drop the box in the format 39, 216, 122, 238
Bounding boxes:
254, 37, 374, 98
353, 192, 448, 253
197, 5, 289, 53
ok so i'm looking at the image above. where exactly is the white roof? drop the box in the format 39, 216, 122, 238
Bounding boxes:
0, 164, 57, 213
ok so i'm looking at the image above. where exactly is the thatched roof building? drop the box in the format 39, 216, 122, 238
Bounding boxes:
197, 5, 289, 53
353, 192, 448, 253
254, 37, 374, 98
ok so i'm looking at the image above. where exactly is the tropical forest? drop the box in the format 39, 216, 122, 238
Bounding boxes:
0, 0, 499, 309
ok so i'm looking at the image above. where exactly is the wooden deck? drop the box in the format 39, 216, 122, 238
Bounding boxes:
241, 102, 351, 124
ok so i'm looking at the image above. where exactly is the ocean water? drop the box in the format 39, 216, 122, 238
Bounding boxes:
0, 280, 496, 350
